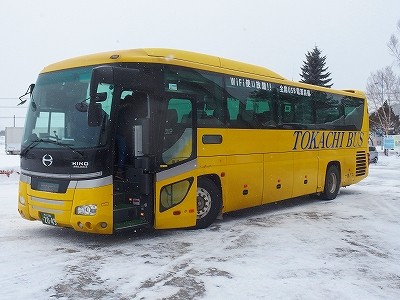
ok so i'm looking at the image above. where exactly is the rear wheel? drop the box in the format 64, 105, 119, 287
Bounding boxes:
320, 165, 340, 200
196, 177, 221, 229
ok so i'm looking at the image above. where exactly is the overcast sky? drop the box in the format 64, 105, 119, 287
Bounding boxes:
1, 0, 399, 129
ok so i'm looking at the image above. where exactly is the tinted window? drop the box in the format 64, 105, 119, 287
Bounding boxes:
343, 97, 364, 130
165, 67, 364, 132
164, 67, 224, 127
225, 76, 277, 128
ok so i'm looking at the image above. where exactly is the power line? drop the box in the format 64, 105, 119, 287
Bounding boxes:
0, 106, 27, 108
0, 117, 25, 119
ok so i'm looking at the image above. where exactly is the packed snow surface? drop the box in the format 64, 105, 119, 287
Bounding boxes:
0, 139, 399, 299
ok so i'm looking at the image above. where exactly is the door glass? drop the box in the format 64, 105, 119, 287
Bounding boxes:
162, 97, 194, 165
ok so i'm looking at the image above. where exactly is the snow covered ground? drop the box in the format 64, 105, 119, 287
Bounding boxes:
1, 137, 400, 299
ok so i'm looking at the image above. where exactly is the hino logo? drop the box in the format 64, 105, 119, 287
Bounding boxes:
42, 154, 53, 167
72, 161, 89, 168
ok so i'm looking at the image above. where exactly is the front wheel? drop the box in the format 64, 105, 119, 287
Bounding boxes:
320, 165, 340, 200
196, 177, 221, 229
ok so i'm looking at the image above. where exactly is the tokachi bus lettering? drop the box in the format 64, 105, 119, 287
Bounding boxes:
293, 131, 361, 150
346, 131, 364, 148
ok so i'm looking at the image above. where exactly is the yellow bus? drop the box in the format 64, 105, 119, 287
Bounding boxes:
18, 48, 369, 234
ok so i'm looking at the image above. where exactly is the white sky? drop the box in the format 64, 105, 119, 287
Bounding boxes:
1, 0, 399, 129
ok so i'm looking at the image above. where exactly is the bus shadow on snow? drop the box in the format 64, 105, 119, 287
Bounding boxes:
221, 195, 322, 223
220, 187, 366, 228
27, 222, 173, 246
27, 191, 358, 242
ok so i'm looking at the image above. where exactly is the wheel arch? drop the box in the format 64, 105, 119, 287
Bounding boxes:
198, 173, 223, 208
326, 160, 341, 180
320, 161, 342, 200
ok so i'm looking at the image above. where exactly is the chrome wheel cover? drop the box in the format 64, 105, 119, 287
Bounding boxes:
197, 187, 212, 219
327, 172, 337, 194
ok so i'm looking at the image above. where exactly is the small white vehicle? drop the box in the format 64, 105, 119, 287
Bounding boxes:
5, 127, 24, 155
369, 146, 378, 163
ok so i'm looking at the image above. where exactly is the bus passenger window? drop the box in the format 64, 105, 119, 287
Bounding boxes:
315, 93, 344, 128
343, 97, 363, 130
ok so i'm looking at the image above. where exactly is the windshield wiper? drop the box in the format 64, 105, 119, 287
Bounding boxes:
20, 138, 84, 158
20, 140, 41, 157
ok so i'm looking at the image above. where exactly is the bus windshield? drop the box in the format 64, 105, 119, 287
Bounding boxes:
22, 66, 114, 149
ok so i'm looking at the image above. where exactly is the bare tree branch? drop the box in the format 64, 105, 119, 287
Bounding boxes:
366, 66, 400, 135
388, 20, 400, 67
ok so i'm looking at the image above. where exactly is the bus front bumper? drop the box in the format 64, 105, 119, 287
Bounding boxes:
18, 180, 114, 234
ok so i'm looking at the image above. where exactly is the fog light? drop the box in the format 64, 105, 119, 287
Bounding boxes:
75, 204, 97, 216
19, 196, 26, 205
100, 222, 107, 228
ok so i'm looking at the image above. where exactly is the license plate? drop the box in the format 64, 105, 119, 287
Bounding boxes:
40, 212, 57, 226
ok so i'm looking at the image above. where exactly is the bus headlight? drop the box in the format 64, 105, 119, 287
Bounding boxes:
19, 196, 26, 205
75, 205, 97, 216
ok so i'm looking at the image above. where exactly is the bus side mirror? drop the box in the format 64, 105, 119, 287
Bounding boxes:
93, 92, 107, 102
88, 66, 113, 127
88, 102, 103, 127
90, 66, 114, 100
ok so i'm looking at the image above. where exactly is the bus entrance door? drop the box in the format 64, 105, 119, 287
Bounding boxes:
154, 94, 197, 229
154, 168, 197, 229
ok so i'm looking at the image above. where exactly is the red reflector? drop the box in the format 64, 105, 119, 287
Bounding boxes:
189, 208, 195, 213
173, 210, 181, 215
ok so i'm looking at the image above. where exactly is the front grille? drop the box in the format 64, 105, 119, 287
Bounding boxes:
356, 151, 367, 176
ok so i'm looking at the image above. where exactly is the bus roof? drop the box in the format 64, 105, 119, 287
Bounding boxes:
41, 48, 285, 80
40, 48, 365, 98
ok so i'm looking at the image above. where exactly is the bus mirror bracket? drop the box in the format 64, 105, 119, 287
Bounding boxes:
28, 83, 35, 94
18, 83, 36, 106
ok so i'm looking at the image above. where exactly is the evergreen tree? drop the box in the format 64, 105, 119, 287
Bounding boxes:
300, 46, 333, 88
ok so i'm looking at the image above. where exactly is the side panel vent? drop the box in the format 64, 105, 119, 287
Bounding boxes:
356, 151, 367, 176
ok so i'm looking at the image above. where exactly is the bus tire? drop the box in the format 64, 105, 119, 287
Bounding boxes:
320, 164, 340, 200
196, 177, 221, 229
